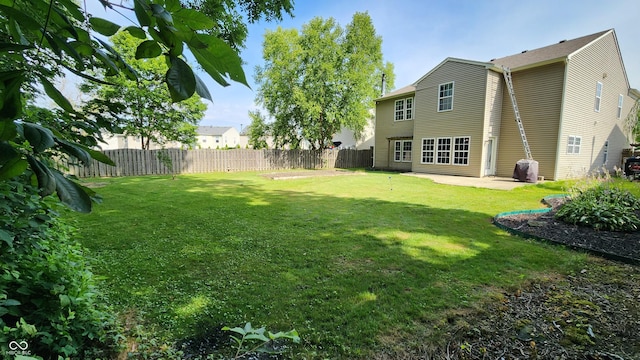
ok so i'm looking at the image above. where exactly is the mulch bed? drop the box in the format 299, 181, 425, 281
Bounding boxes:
494, 197, 640, 263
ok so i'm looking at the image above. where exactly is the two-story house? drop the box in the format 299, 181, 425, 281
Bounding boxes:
196, 126, 240, 149
374, 29, 638, 180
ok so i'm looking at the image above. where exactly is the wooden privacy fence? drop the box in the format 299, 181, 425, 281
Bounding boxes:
67, 148, 373, 178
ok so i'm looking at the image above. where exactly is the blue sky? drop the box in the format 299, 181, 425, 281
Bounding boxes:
88, 0, 640, 132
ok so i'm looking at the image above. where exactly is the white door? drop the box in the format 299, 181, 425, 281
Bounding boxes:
484, 138, 496, 176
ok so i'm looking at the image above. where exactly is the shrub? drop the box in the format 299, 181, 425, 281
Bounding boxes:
556, 184, 640, 232
0, 179, 122, 359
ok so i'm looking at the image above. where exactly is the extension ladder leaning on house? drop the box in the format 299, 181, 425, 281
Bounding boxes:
502, 66, 539, 183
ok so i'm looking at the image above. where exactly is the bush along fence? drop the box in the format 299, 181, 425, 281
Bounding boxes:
66, 148, 373, 178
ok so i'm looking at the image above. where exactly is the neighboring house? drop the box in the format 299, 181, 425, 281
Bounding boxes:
332, 111, 376, 150
100, 134, 182, 150
374, 29, 639, 180
196, 126, 240, 149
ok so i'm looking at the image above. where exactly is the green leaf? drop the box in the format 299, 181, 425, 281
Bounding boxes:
0, 156, 28, 180
87, 148, 115, 166
51, 169, 92, 213
0, 120, 17, 140
173, 8, 214, 30
0, 43, 32, 52
0, 5, 41, 30
134, 0, 151, 27
124, 26, 147, 39
18, 122, 56, 153
0, 229, 13, 246
0, 70, 25, 121
89, 17, 121, 36
39, 76, 74, 112
59, 294, 71, 307
151, 4, 173, 23
69, 40, 94, 56
194, 74, 212, 102
55, 139, 91, 164
223, 326, 246, 335
188, 34, 249, 88
0, 306, 7, 317
166, 56, 196, 102
135, 40, 162, 59
26, 156, 56, 197
165, 0, 181, 12
2, 299, 20, 306
245, 333, 270, 342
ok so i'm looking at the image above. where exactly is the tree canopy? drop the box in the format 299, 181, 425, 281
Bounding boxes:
254, 12, 394, 150
81, 31, 207, 150
0, 0, 275, 212
185, 0, 294, 51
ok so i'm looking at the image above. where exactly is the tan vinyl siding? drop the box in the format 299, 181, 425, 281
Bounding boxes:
412, 61, 487, 176
558, 31, 632, 178
496, 62, 564, 180
481, 71, 504, 175
374, 93, 415, 171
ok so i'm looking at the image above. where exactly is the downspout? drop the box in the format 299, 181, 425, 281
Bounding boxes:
553, 58, 570, 180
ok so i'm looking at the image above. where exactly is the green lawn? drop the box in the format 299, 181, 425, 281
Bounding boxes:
66, 171, 587, 358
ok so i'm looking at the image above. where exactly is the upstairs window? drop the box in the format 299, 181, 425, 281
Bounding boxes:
394, 97, 414, 121
567, 135, 582, 154
617, 94, 624, 119
594, 82, 602, 112
438, 82, 454, 112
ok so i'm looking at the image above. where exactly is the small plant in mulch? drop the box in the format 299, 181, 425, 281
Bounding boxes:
555, 184, 640, 232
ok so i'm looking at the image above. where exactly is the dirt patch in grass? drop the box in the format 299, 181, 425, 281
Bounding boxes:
262, 169, 366, 180
374, 261, 640, 360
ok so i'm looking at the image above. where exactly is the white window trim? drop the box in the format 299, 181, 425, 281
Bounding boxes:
603, 140, 609, 164
595, 82, 602, 112
567, 135, 582, 154
452, 136, 471, 166
437, 81, 454, 112
394, 97, 414, 121
420, 138, 435, 164
436, 137, 452, 165
617, 94, 623, 119
393, 140, 412, 162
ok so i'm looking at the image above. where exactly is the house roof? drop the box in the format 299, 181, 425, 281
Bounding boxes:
490, 29, 611, 70
414, 57, 496, 85
379, 29, 620, 102
197, 126, 233, 136
375, 84, 416, 101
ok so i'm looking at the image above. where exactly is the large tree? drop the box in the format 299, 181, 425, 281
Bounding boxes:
82, 32, 207, 150
185, 0, 294, 51
0, 1, 293, 357
254, 12, 394, 150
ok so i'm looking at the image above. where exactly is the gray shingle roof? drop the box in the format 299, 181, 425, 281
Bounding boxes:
197, 126, 233, 136
490, 29, 611, 70
378, 29, 615, 101
376, 84, 416, 100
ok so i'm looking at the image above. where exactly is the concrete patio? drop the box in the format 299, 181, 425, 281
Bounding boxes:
402, 172, 541, 190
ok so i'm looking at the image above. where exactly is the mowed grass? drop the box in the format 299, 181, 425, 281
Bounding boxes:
66, 171, 587, 358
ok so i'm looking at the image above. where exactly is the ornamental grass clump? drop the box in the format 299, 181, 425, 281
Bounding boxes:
556, 184, 640, 232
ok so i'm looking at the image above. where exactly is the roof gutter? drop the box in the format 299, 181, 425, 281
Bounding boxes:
488, 57, 567, 74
